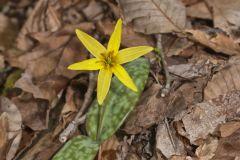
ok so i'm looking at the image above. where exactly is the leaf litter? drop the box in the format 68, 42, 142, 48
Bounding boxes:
0, 0, 240, 159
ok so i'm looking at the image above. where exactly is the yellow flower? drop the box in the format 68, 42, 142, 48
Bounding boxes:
68, 19, 153, 105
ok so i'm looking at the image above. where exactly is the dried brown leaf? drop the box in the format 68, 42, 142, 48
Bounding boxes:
181, 0, 199, 6
170, 155, 195, 160
15, 73, 68, 102
168, 60, 213, 79
219, 121, 240, 138
10, 24, 92, 80
212, 129, 240, 160
206, 0, 240, 38
195, 138, 218, 160
123, 83, 166, 134
0, 54, 4, 69
156, 123, 186, 158
55, 37, 88, 79
186, 2, 212, 20
0, 97, 22, 160
0, 14, 17, 52
161, 36, 193, 57
0, 113, 8, 159
182, 101, 225, 144
16, 0, 62, 51
14, 72, 45, 99
204, 58, 240, 100
119, 0, 186, 34
82, 1, 104, 21
12, 95, 49, 131
60, 87, 77, 127
186, 29, 240, 56
101, 135, 120, 160
123, 81, 198, 134
20, 133, 61, 160
179, 90, 240, 144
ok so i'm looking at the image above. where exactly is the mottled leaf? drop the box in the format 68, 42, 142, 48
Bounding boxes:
53, 136, 99, 160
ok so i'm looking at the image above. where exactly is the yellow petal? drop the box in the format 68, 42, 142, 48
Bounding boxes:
76, 29, 106, 58
117, 46, 153, 64
68, 58, 103, 70
112, 64, 138, 92
107, 19, 122, 55
97, 68, 112, 104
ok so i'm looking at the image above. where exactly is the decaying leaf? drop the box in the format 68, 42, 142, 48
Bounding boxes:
14, 72, 45, 100
123, 83, 166, 134
186, 29, 240, 56
182, 101, 225, 144
186, 2, 212, 20
212, 129, 240, 160
161, 35, 193, 57
206, 0, 240, 38
0, 112, 8, 159
55, 37, 88, 79
156, 122, 186, 158
59, 86, 77, 127
204, 57, 240, 100
168, 59, 213, 79
0, 54, 4, 69
15, 73, 68, 103
20, 133, 61, 160
170, 155, 195, 160
124, 81, 200, 134
219, 121, 240, 138
119, 0, 186, 34
0, 13, 17, 51
195, 137, 218, 160
16, 0, 62, 51
82, 0, 104, 21
0, 97, 22, 160
178, 90, 240, 144
12, 95, 49, 131
101, 135, 120, 160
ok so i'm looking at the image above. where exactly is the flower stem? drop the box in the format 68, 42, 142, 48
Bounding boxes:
96, 104, 105, 141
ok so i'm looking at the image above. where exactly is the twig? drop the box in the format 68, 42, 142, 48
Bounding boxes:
164, 117, 176, 152
155, 34, 172, 97
59, 71, 97, 143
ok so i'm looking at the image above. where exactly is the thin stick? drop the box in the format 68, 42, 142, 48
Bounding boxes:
155, 34, 172, 97
59, 72, 97, 143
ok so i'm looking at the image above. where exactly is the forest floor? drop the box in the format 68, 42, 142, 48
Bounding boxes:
0, 0, 240, 160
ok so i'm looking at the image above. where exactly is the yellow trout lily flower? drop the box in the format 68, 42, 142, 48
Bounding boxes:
68, 19, 153, 104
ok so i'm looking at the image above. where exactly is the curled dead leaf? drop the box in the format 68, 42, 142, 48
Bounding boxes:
186, 29, 240, 56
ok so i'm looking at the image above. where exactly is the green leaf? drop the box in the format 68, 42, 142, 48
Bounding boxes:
2, 69, 23, 95
86, 58, 150, 142
52, 136, 99, 160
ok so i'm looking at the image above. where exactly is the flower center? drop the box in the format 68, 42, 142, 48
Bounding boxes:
101, 51, 116, 67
